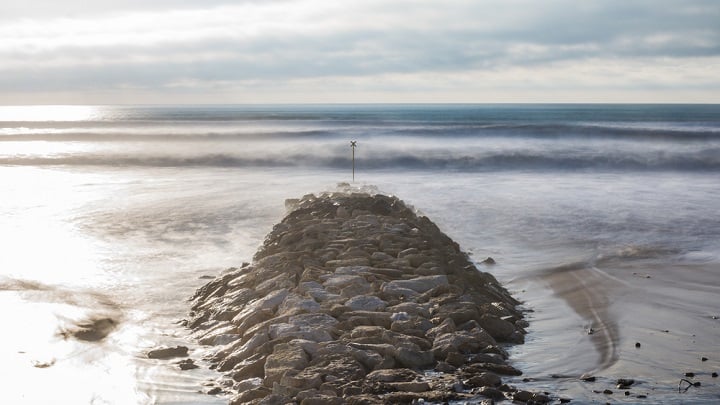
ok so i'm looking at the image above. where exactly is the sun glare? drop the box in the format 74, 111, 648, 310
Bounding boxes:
0, 105, 98, 122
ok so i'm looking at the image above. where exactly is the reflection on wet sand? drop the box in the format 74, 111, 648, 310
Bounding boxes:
0, 276, 124, 343
536, 260, 626, 374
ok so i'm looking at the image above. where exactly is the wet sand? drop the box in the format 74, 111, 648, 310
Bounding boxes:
507, 251, 720, 403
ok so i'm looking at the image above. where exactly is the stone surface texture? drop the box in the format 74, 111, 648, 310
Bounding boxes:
187, 192, 537, 404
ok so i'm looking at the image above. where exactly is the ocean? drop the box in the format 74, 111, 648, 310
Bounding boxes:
1, 104, 719, 403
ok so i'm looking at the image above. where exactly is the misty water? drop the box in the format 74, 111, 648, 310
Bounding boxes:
1, 105, 719, 403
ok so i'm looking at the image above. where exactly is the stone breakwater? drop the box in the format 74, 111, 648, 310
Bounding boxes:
187, 192, 545, 404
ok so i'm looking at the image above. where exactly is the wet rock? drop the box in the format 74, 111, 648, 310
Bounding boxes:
177, 359, 199, 370
513, 390, 533, 401
434, 361, 456, 373
465, 362, 522, 376
147, 346, 189, 359
387, 381, 430, 392
393, 347, 435, 369
465, 372, 502, 388
60, 317, 118, 342
478, 386, 506, 400
478, 314, 517, 341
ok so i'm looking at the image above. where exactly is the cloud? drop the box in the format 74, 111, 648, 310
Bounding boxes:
0, 0, 718, 103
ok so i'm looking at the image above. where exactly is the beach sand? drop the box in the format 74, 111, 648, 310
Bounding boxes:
507, 252, 720, 403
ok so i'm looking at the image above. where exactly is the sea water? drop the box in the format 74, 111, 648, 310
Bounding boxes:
1, 104, 719, 403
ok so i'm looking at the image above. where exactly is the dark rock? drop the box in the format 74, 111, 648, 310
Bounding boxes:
60, 317, 118, 342
478, 386, 506, 400
685, 372, 695, 377
617, 378, 634, 386
701, 357, 708, 361
712, 372, 718, 378
434, 361, 456, 373
635, 342, 641, 348
465, 372, 501, 388
466, 362, 522, 376
147, 346, 189, 359
513, 390, 533, 402
477, 314, 517, 341
603, 389, 613, 394
177, 359, 199, 370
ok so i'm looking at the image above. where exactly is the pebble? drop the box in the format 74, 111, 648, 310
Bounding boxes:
580, 375, 596, 382
617, 378, 634, 386
559, 399, 571, 403
685, 372, 695, 377
712, 372, 718, 378
701, 357, 708, 361
635, 342, 641, 348
603, 389, 613, 395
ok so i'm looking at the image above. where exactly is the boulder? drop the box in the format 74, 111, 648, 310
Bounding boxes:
477, 314, 517, 341
432, 330, 496, 359
264, 344, 309, 386
382, 275, 449, 294
345, 295, 387, 312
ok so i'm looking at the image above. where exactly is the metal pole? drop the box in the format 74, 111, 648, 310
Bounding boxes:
350, 140, 357, 182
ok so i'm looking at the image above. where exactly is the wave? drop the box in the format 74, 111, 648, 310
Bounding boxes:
1, 121, 718, 142
2, 149, 719, 171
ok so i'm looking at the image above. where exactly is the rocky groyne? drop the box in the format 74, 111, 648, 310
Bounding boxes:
187, 191, 545, 404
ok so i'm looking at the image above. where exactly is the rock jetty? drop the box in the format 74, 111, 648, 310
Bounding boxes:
187, 192, 540, 404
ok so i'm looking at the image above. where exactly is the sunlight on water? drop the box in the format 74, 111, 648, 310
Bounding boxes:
0, 105, 99, 122
0, 169, 104, 286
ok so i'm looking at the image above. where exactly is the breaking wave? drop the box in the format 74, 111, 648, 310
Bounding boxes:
2, 148, 719, 171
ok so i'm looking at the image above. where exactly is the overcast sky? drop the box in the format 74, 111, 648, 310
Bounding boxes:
1, 0, 718, 104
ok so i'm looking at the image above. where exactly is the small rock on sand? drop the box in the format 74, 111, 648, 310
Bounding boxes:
147, 346, 189, 359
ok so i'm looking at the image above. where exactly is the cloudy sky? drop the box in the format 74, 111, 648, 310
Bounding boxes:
1, 0, 718, 104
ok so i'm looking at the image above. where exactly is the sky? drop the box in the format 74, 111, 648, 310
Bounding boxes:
0, 0, 718, 104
